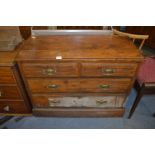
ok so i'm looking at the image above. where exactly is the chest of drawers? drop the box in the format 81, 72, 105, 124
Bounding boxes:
16, 35, 143, 117
0, 51, 31, 115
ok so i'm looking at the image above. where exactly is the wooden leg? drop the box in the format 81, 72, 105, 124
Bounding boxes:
128, 89, 143, 119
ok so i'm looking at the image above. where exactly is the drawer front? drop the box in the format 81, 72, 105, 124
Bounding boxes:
27, 78, 131, 93
81, 63, 137, 77
0, 76, 16, 84
0, 101, 29, 113
0, 86, 21, 99
32, 95, 126, 108
0, 67, 15, 84
21, 62, 79, 77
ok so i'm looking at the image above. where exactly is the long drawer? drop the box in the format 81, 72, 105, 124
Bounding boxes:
0, 86, 21, 99
0, 101, 29, 114
81, 63, 137, 77
21, 62, 79, 77
32, 94, 126, 108
27, 78, 132, 93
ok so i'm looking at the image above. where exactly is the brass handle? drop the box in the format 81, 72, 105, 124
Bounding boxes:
99, 84, 110, 89
96, 99, 107, 104
48, 98, 60, 107
48, 98, 60, 103
102, 68, 114, 74
3, 106, 9, 112
48, 84, 59, 89
43, 68, 56, 76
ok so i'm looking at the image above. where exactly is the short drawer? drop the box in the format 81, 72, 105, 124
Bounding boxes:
0, 67, 15, 84
27, 78, 131, 93
31, 95, 126, 108
81, 63, 137, 77
0, 101, 29, 114
0, 86, 21, 99
21, 62, 79, 77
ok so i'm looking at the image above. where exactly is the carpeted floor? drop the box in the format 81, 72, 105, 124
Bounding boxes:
0, 89, 155, 129
142, 45, 155, 56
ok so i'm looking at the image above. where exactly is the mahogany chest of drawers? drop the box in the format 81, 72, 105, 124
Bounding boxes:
0, 51, 31, 115
16, 35, 143, 117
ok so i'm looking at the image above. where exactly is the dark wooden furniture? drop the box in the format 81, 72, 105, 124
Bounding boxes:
125, 26, 155, 49
0, 50, 31, 115
128, 57, 155, 118
19, 26, 31, 40
16, 34, 143, 117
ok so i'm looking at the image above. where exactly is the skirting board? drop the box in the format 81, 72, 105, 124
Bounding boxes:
33, 108, 124, 117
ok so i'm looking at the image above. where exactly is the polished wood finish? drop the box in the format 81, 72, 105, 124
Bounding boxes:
21, 62, 79, 77
0, 67, 15, 76
0, 86, 21, 99
81, 63, 138, 77
0, 51, 31, 115
27, 78, 131, 93
0, 51, 18, 66
16, 36, 143, 61
16, 35, 143, 117
0, 101, 29, 114
0, 76, 15, 84
0, 66, 16, 84
21, 62, 138, 78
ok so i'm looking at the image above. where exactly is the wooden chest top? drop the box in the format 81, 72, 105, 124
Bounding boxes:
16, 35, 143, 62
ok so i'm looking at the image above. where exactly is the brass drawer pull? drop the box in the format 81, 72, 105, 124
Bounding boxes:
99, 84, 110, 89
3, 106, 9, 112
48, 98, 60, 103
102, 68, 114, 74
96, 99, 108, 104
48, 98, 60, 107
43, 68, 56, 76
48, 84, 59, 89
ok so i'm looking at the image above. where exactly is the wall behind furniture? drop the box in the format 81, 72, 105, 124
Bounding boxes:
125, 26, 155, 49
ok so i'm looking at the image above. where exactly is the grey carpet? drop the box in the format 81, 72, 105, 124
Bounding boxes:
0, 89, 155, 129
